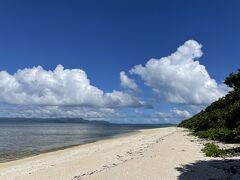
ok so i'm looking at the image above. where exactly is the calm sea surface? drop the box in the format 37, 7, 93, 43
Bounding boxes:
0, 122, 174, 163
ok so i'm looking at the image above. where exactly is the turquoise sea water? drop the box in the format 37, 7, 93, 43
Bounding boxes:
0, 121, 173, 162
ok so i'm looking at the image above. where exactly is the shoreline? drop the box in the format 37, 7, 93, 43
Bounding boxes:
0, 127, 239, 180
0, 128, 144, 168
0, 128, 140, 164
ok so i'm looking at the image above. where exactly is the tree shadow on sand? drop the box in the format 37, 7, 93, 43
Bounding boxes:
176, 159, 240, 180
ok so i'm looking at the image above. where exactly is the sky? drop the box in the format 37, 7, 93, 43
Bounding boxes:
0, 0, 239, 123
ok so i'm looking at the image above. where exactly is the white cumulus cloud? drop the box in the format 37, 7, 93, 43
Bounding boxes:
0, 65, 145, 108
130, 40, 229, 105
120, 71, 138, 91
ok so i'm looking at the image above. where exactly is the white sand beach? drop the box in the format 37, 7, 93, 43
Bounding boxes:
0, 127, 240, 180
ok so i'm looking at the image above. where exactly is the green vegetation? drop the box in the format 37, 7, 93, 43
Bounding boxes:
178, 69, 240, 143
202, 143, 226, 157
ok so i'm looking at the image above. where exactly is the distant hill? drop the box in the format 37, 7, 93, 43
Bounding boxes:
178, 69, 240, 143
0, 117, 110, 124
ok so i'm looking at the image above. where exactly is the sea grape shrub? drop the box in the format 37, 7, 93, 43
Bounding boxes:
202, 143, 226, 157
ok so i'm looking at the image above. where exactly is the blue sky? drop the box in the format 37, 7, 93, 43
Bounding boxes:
0, 0, 239, 123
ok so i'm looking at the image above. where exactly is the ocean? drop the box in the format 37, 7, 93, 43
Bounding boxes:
0, 121, 174, 163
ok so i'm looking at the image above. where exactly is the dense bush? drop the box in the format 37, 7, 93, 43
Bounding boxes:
202, 143, 226, 157
194, 128, 234, 142
178, 69, 240, 143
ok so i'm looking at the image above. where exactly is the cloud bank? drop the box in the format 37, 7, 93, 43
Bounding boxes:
130, 40, 228, 105
0, 65, 145, 108
133, 108, 192, 124
0, 104, 118, 120
155, 108, 192, 121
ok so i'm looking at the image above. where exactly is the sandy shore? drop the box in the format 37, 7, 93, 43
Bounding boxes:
0, 127, 240, 180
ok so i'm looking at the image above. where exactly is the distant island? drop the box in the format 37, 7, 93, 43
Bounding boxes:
0, 117, 110, 124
